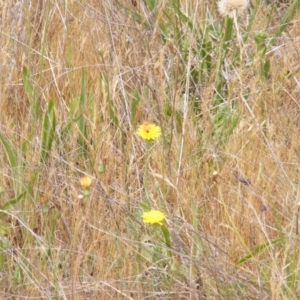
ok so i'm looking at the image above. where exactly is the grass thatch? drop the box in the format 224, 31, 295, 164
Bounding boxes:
0, 0, 300, 299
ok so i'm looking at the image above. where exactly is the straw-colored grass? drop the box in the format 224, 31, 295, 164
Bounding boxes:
0, 0, 300, 299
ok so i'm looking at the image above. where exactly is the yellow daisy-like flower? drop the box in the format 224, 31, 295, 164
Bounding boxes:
142, 209, 166, 225
137, 122, 161, 140
80, 175, 92, 189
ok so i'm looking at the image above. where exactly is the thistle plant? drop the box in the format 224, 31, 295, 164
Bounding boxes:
254, 32, 270, 81
217, 0, 249, 19
218, 0, 249, 50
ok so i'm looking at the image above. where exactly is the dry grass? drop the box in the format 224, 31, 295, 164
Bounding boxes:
0, 0, 300, 299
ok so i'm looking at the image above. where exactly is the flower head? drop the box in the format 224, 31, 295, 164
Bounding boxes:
142, 209, 166, 225
137, 122, 161, 140
80, 175, 92, 189
218, 0, 249, 18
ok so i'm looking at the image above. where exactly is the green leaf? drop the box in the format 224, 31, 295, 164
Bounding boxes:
175, 111, 182, 133
131, 89, 139, 126
260, 59, 270, 81
2, 191, 26, 211
160, 224, 171, 249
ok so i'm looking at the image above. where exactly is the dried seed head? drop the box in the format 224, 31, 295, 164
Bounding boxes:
218, 0, 249, 18
169, 228, 188, 254
212, 171, 219, 183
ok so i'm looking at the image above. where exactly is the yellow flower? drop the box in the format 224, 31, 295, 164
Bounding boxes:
142, 209, 166, 225
137, 122, 161, 140
80, 176, 92, 189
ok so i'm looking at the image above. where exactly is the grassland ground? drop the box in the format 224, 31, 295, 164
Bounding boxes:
0, 0, 300, 299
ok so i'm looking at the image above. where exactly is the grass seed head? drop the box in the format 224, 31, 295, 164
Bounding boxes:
218, 0, 249, 18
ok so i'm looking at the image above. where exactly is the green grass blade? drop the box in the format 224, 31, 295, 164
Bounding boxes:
2, 191, 26, 212
77, 70, 88, 157
22, 66, 34, 103
0, 132, 19, 190
60, 97, 80, 142
170, 1, 193, 30
199, 29, 212, 79
131, 89, 139, 126
215, 17, 233, 77
0, 239, 3, 270
238, 238, 282, 265
100, 71, 119, 128
269, 0, 300, 47
79, 69, 87, 109
160, 224, 171, 249
144, 0, 157, 11
0, 237, 8, 271
22, 66, 40, 119
160, 224, 172, 258
0, 132, 18, 174
212, 106, 240, 145
108, 96, 119, 127
40, 99, 56, 162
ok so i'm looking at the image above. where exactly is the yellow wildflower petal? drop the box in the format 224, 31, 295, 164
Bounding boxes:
137, 122, 162, 140
80, 176, 92, 189
142, 209, 166, 225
